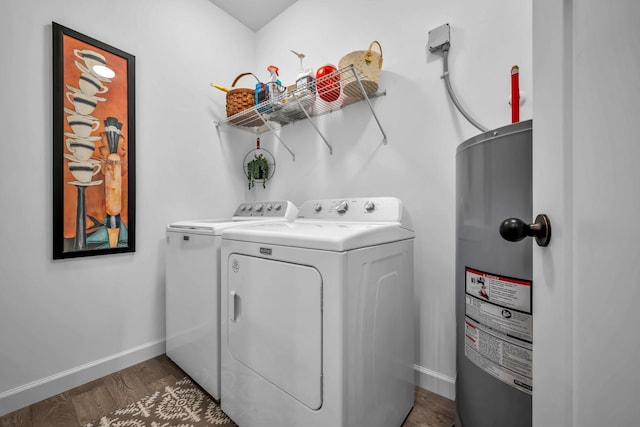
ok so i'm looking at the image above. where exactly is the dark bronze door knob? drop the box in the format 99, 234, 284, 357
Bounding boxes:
499, 214, 551, 247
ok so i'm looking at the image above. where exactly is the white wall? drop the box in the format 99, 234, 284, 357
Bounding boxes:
0, 0, 532, 415
0, 0, 254, 415
244, 0, 532, 398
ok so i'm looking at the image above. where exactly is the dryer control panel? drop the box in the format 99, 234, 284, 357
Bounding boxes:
297, 197, 405, 223
232, 200, 297, 218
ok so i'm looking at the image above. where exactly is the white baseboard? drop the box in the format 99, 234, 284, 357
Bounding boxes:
0, 339, 165, 417
0, 343, 452, 418
414, 364, 456, 401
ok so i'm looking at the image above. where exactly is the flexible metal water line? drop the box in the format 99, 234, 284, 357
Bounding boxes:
441, 43, 488, 133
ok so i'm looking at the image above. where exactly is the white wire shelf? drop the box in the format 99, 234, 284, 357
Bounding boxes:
215, 65, 387, 160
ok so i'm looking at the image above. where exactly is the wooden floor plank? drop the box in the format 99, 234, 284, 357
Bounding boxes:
65, 378, 105, 398
155, 354, 188, 379
143, 355, 189, 394
0, 406, 32, 427
29, 393, 79, 427
403, 386, 455, 427
102, 368, 149, 408
130, 355, 171, 387
146, 374, 180, 395
69, 385, 117, 426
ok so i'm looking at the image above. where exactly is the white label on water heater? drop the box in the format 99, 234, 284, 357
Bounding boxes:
464, 267, 533, 394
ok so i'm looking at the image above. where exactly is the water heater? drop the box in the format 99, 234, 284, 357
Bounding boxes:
455, 120, 533, 427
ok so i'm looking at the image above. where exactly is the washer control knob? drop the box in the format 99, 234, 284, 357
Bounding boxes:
364, 201, 376, 212
274, 203, 282, 211
255, 203, 263, 213
239, 204, 246, 211
336, 200, 349, 214
313, 203, 322, 213
246, 204, 252, 211
266, 203, 273, 211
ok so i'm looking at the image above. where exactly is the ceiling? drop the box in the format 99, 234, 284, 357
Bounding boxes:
209, 0, 298, 31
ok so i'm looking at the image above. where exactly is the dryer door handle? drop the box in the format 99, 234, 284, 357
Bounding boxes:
230, 291, 239, 321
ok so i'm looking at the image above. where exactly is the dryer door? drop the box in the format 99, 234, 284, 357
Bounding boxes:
227, 254, 322, 410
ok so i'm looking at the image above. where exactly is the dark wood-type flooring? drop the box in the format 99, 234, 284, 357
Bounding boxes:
0, 354, 455, 427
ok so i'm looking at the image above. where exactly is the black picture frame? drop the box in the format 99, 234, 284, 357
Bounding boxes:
52, 22, 135, 259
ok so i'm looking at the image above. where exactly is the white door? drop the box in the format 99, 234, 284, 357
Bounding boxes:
533, 1, 640, 426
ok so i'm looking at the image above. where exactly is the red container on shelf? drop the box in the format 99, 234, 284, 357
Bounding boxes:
316, 64, 341, 102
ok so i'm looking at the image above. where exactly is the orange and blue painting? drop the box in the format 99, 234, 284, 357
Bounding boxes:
53, 23, 135, 259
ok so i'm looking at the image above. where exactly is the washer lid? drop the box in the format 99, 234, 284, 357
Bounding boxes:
166, 217, 293, 236
165, 200, 298, 235
167, 218, 235, 235
222, 221, 414, 251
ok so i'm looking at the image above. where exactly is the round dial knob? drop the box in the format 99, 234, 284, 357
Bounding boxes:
364, 201, 375, 212
239, 205, 246, 211
246, 204, 252, 211
335, 200, 349, 214
313, 203, 322, 213
266, 203, 273, 211
254, 203, 263, 213
274, 203, 282, 211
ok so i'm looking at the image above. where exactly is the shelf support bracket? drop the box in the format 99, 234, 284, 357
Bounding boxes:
254, 108, 296, 161
291, 92, 333, 155
349, 66, 388, 144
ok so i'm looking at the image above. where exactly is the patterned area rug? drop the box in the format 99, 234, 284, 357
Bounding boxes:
85, 377, 237, 426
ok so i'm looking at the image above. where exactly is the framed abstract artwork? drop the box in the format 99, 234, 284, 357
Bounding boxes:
52, 22, 135, 259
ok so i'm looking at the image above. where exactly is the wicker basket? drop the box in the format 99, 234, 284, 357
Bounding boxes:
338, 41, 383, 97
226, 72, 260, 117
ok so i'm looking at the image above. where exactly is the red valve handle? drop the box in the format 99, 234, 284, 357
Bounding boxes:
511, 65, 520, 123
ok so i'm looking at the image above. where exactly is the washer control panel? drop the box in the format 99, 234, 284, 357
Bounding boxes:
296, 197, 404, 222
232, 200, 296, 218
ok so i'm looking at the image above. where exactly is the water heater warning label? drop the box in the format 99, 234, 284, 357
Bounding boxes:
464, 267, 533, 394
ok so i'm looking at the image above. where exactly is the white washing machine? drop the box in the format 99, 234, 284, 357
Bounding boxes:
165, 200, 297, 400
220, 197, 415, 427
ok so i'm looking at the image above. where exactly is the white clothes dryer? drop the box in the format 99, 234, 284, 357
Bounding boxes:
220, 197, 415, 427
165, 200, 297, 400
